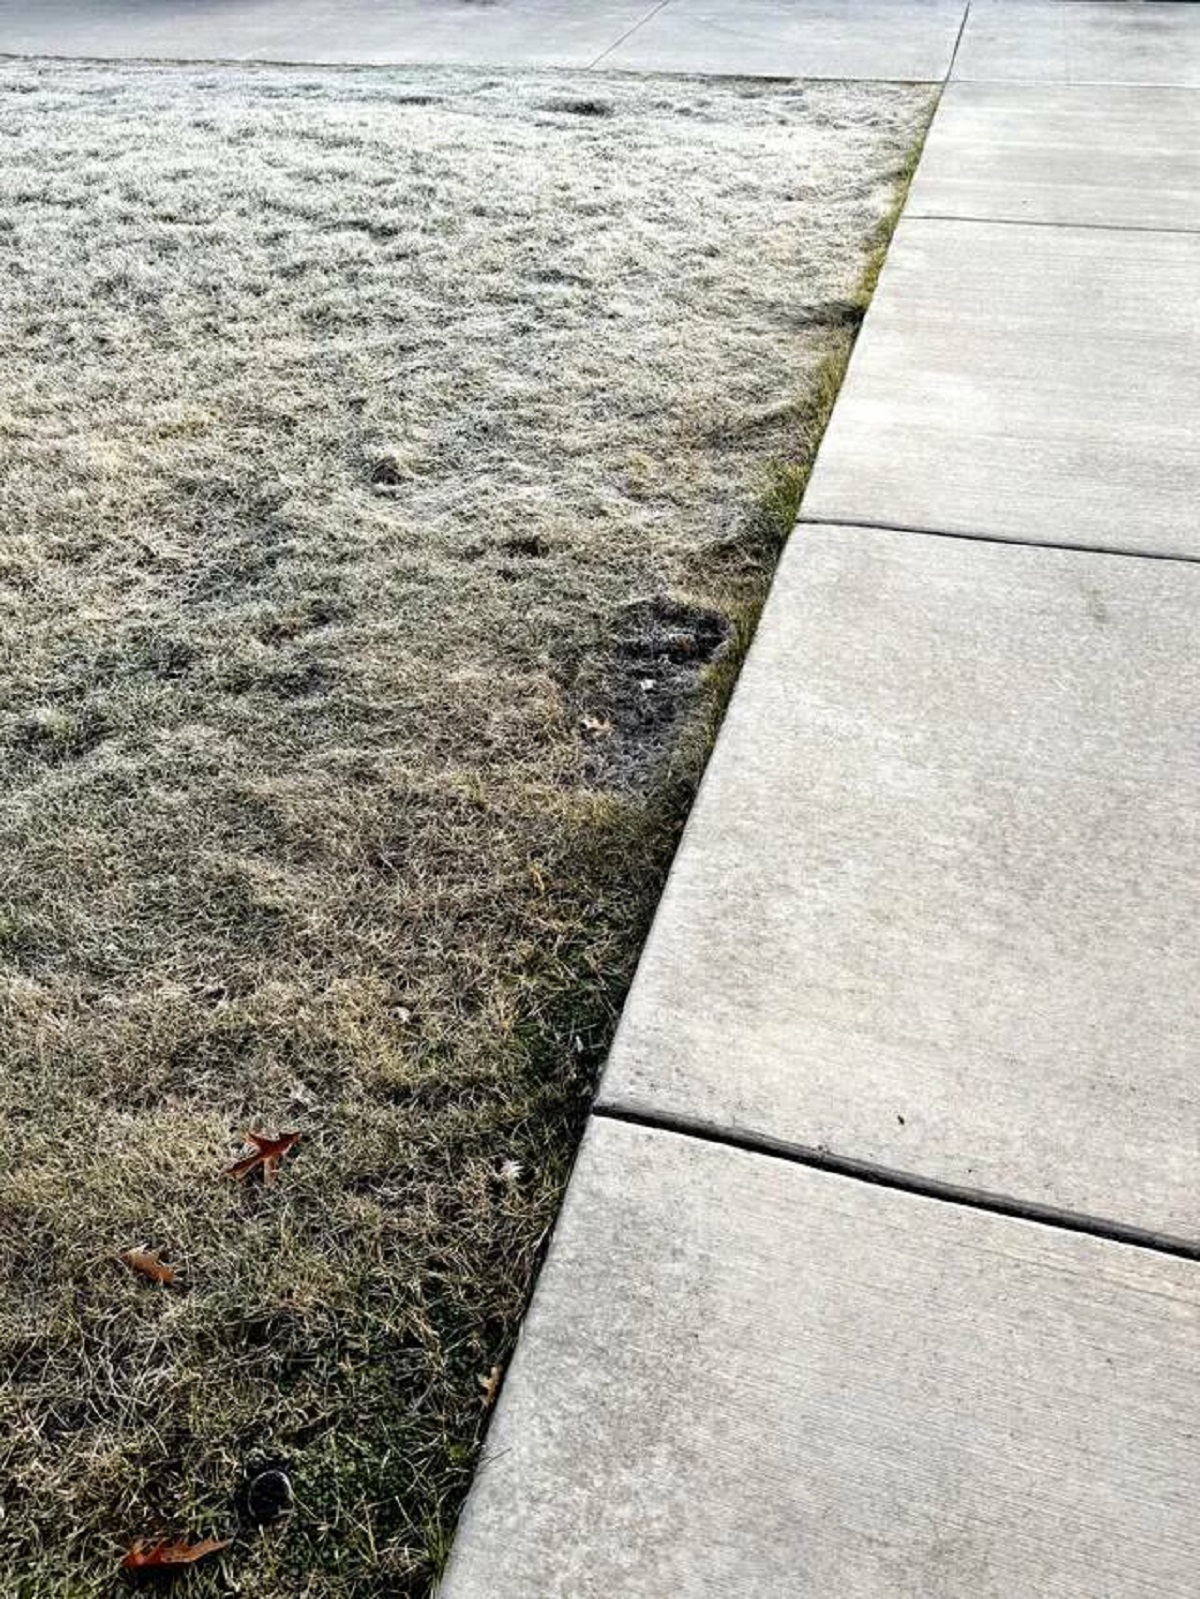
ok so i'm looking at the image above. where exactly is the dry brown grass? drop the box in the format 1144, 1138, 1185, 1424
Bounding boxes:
0, 59, 930, 1596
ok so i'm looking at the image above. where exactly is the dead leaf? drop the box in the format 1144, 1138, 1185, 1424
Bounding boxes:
225, 1129, 300, 1185
120, 1247, 176, 1286
478, 1365, 502, 1409
120, 1536, 230, 1571
579, 715, 613, 740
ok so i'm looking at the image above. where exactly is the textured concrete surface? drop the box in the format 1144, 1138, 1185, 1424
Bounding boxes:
600, 525, 1200, 1246
909, 80, 1200, 230
0, 0, 663, 67
598, 0, 968, 81
0, 0, 971, 74
955, 0, 1200, 88
801, 215, 1200, 552
6, 0, 1195, 89
440, 1117, 1200, 1598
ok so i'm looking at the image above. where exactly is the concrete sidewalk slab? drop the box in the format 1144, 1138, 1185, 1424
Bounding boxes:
955, 0, 1200, 88
440, 1116, 1200, 1598
0, 0, 661, 67
599, 526, 1200, 1246
0, 0, 286, 60
598, 0, 968, 81
800, 215, 1200, 552
908, 80, 1200, 231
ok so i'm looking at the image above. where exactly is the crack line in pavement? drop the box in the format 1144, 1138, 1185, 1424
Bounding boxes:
907, 212, 1200, 238
946, 0, 971, 83
594, 1103, 1200, 1262
588, 0, 674, 70
796, 515, 1200, 566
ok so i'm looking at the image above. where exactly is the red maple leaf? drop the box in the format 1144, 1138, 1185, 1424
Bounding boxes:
224, 1130, 300, 1185
120, 1535, 230, 1570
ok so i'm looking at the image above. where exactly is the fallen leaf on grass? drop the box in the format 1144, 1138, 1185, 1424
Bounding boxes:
579, 715, 613, 740
120, 1536, 230, 1571
479, 1365, 502, 1409
225, 1130, 300, 1185
120, 1247, 176, 1286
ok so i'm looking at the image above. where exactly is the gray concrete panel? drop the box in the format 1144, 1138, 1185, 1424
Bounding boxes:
909, 80, 1200, 231
801, 216, 1200, 553
598, 0, 969, 81
600, 525, 1200, 1244
955, 1, 1200, 89
441, 1116, 1200, 1597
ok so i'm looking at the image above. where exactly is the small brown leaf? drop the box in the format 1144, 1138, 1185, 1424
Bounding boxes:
479, 1365, 502, 1409
579, 715, 614, 740
120, 1247, 176, 1286
120, 1535, 230, 1570
225, 1129, 300, 1185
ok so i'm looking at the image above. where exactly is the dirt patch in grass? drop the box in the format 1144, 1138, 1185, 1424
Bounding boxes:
0, 60, 931, 1597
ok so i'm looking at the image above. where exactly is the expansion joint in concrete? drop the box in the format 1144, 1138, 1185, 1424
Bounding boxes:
593, 1103, 1200, 1264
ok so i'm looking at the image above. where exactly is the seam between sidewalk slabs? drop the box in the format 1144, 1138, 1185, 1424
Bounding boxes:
946, 0, 971, 82
796, 515, 1200, 567
955, 75, 1200, 92
594, 1103, 1200, 1264
587, 0, 674, 70
907, 212, 1200, 239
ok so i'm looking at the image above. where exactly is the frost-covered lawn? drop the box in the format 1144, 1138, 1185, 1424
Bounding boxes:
0, 60, 928, 1597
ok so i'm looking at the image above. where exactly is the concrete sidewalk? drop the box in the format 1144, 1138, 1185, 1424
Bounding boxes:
0, 0, 969, 78
440, 3, 1200, 1594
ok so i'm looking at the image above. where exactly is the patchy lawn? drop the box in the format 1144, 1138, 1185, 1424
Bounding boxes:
0, 60, 930, 1597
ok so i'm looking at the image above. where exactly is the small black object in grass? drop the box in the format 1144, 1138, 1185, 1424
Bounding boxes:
244, 1468, 293, 1527
235, 1464, 294, 1522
